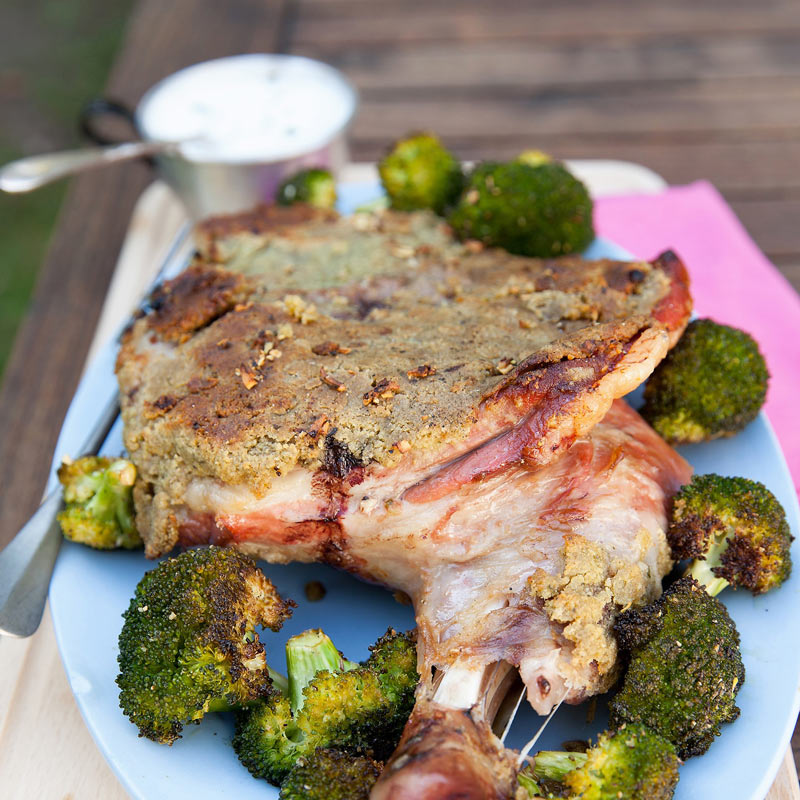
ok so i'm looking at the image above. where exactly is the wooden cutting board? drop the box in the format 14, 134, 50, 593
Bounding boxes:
0, 178, 797, 800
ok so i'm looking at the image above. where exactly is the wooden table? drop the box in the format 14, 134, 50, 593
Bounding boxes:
1, 0, 799, 795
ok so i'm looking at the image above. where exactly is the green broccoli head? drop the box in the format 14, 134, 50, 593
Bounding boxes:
279, 748, 381, 800
233, 628, 418, 785
447, 161, 594, 257
669, 473, 793, 596
526, 724, 679, 800
57, 455, 141, 549
117, 546, 292, 744
276, 168, 337, 210
364, 627, 419, 710
285, 628, 360, 713
641, 318, 769, 444
609, 576, 745, 760
378, 132, 463, 214
565, 725, 678, 800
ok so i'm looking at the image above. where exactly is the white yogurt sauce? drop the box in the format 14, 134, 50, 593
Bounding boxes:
136, 54, 357, 163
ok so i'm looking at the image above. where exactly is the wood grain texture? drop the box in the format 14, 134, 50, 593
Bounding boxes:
349, 83, 800, 140
295, 37, 800, 88
1, 0, 799, 791
0, 609, 129, 800
294, 8, 800, 47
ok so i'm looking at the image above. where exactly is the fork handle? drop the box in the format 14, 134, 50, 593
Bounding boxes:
0, 393, 120, 637
0, 488, 63, 637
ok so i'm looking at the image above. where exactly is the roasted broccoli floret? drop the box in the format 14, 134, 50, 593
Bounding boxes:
448, 160, 594, 257
57, 455, 142, 549
117, 546, 292, 743
669, 473, 793, 596
277, 168, 337, 209
378, 132, 463, 214
279, 748, 382, 800
609, 576, 745, 759
521, 724, 679, 800
233, 628, 418, 785
641, 318, 769, 444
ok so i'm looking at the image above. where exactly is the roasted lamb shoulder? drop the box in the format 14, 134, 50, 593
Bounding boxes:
116, 206, 692, 775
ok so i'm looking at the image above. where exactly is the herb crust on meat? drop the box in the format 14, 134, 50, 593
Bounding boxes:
117, 206, 690, 557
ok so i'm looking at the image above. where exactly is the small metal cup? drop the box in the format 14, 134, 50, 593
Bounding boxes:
81, 55, 358, 219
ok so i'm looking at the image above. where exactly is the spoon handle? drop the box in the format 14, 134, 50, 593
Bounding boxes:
0, 140, 169, 193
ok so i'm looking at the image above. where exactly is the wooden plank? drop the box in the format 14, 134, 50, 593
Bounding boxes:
295, 8, 800, 47
350, 81, 800, 145
0, 609, 128, 800
0, 0, 289, 551
773, 748, 800, 800
730, 199, 800, 259
299, 0, 795, 13
295, 35, 800, 90
771, 258, 800, 296
795, 728, 800, 777
545, 141, 800, 198
86, 182, 191, 366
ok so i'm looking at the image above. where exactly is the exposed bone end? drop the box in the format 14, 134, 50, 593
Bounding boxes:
371, 701, 517, 800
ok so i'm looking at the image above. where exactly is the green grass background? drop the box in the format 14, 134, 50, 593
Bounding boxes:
0, 0, 133, 381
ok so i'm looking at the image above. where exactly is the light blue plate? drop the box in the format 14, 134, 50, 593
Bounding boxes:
49, 183, 800, 799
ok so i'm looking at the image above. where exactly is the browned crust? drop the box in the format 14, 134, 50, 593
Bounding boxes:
650, 249, 693, 342
116, 207, 693, 554
716, 536, 763, 590
134, 264, 249, 344
485, 321, 643, 407
403, 322, 650, 504
372, 702, 517, 800
666, 510, 718, 559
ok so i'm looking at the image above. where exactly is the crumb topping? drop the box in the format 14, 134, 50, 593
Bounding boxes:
116, 207, 689, 554
526, 534, 652, 681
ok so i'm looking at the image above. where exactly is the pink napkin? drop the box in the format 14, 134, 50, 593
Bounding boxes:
594, 180, 800, 497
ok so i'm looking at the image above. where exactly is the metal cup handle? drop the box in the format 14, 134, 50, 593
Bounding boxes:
79, 97, 138, 146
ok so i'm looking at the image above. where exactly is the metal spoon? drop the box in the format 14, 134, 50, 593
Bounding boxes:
0, 140, 177, 193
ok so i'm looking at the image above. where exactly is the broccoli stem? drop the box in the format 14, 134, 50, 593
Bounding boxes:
206, 697, 239, 713
82, 459, 137, 531
685, 533, 731, 597
286, 630, 358, 713
686, 561, 729, 597
517, 768, 544, 797
532, 750, 587, 782
268, 667, 289, 696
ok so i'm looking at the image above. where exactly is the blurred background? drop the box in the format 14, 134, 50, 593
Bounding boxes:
2, 0, 800, 382
0, 0, 133, 376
